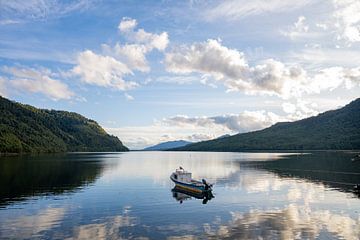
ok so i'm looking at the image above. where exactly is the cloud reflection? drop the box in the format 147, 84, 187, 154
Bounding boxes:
100, 152, 292, 185
204, 204, 360, 240
1, 207, 66, 239
67, 206, 140, 240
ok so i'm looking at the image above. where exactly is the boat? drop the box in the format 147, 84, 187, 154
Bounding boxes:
170, 167, 213, 193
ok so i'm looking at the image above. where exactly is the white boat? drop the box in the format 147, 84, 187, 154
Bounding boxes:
170, 167, 212, 193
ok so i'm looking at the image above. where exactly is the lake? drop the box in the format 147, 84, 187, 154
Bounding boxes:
0, 151, 360, 239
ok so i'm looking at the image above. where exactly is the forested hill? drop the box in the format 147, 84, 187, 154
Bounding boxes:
0, 96, 128, 153
172, 98, 360, 151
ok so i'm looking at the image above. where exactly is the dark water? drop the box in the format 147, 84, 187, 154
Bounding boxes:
0, 151, 359, 239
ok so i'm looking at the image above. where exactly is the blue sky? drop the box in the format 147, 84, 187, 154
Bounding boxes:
1, 0, 360, 149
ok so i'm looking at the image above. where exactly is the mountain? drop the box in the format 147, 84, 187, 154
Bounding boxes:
216, 134, 231, 139
143, 140, 192, 151
172, 98, 360, 151
0, 96, 128, 153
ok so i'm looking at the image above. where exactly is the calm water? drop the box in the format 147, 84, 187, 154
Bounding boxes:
0, 151, 360, 239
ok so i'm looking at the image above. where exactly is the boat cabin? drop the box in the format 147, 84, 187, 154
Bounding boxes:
173, 168, 192, 183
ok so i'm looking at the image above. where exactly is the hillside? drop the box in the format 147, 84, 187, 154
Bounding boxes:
0, 96, 128, 153
143, 140, 192, 151
172, 98, 360, 151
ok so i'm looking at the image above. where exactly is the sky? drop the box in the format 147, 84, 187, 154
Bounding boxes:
0, 0, 360, 149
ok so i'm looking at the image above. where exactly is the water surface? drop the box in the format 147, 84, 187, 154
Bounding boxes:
0, 151, 359, 239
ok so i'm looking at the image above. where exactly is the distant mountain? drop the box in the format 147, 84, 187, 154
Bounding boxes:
143, 140, 192, 151
0, 96, 128, 153
172, 98, 360, 151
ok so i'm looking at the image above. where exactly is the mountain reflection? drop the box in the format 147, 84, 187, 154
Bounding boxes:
0, 153, 105, 206
245, 151, 360, 197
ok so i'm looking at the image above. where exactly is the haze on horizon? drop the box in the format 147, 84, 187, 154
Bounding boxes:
0, 0, 360, 149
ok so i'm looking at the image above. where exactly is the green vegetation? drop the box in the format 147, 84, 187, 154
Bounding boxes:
0, 96, 128, 153
173, 98, 360, 151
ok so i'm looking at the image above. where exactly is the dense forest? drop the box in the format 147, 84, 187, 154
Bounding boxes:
173, 98, 360, 151
0, 96, 128, 153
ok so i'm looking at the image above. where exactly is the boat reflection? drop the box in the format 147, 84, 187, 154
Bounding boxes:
171, 187, 214, 204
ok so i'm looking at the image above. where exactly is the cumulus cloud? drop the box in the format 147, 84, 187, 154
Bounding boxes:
204, 0, 313, 21
72, 50, 137, 90
73, 17, 168, 90
132, 29, 169, 51
165, 39, 360, 98
118, 17, 137, 32
106, 110, 290, 149
2, 66, 74, 100
107, 96, 339, 150
102, 43, 149, 72
106, 125, 219, 150
118, 17, 169, 51
163, 111, 283, 133
333, 0, 360, 43
281, 100, 319, 120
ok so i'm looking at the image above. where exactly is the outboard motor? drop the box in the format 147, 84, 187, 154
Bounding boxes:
202, 179, 212, 191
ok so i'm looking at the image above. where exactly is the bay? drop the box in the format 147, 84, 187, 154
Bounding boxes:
0, 151, 359, 239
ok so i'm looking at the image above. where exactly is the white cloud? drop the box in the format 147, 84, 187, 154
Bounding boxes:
73, 17, 169, 90
281, 100, 319, 120
124, 93, 134, 101
204, 0, 313, 21
281, 16, 309, 39
287, 48, 360, 69
163, 111, 283, 133
333, 0, 360, 43
0, 19, 21, 25
0, 0, 93, 21
152, 75, 199, 85
106, 124, 219, 150
118, 17, 137, 32
102, 43, 149, 72
72, 50, 138, 90
165, 39, 360, 98
282, 102, 297, 114
165, 39, 247, 78
133, 29, 169, 51
3, 66, 74, 100
106, 110, 289, 149
118, 17, 169, 51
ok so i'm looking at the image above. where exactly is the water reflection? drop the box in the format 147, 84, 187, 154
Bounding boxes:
247, 151, 360, 197
171, 187, 214, 204
204, 204, 360, 240
68, 206, 139, 240
0, 153, 105, 206
0, 207, 66, 239
0, 151, 359, 239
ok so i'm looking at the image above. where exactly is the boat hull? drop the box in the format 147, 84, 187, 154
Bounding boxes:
170, 175, 207, 193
